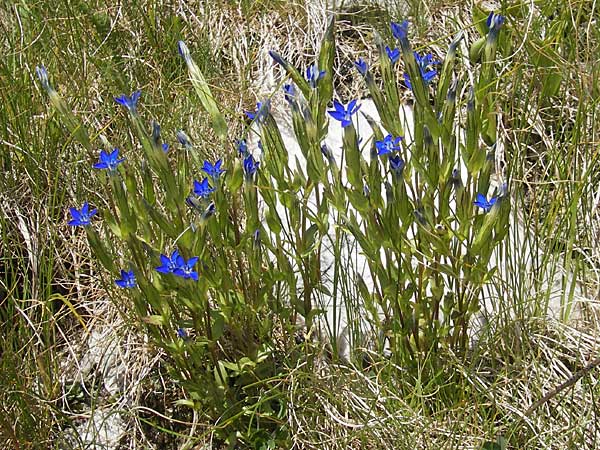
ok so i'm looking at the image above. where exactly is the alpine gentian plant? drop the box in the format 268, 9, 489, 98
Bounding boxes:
245, 100, 270, 124
391, 20, 409, 40
243, 154, 260, 181
114, 90, 141, 113
93, 148, 125, 172
375, 134, 403, 155
473, 193, 499, 212
306, 63, 326, 88
68, 202, 97, 227
328, 99, 360, 128
385, 46, 401, 64
201, 159, 224, 181
115, 270, 136, 289
354, 58, 368, 76
193, 178, 216, 198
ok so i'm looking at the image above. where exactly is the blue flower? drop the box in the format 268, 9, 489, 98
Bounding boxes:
391, 20, 409, 40
115, 270, 136, 288
156, 250, 182, 274
245, 100, 270, 123
237, 139, 249, 158
283, 84, 296, 104
114, 90, 141, 112
243, 154, 260, 180
385, 46, 401, 65
354, 58, 368, 76
68, 202, 97, 227
201, 159, 224, 180
389, 154, 405, 176
177, 130, 192, 147
35, 65, 50, 91
328, 99, 361, 128
268, 50, 288, 69
156, 250, 199, 281
306, 63, 326, 88
486, 12, 505, 31
162, 143, 169, 153
473, 193, 498, 212
173, 256, 199, 281
404, 52, 438, 90
193, 178, 216, 198
177, 327, 188, 339
375, 134, 403, 155
93, 148, 125, 172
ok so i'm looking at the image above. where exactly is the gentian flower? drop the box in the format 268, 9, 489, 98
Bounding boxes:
245, 100, 270, 123
115, 270, 136, 288
68, 202, 97, 227
268, 50, 288, 69
328, 99, 361, 128
385, 46, 401, 65
156, 250, 182, 274
173, 255, 199, 281
473, 193, 498, 212
389, 154, 405, 175
404, 52, 439, 90
201, 159, 224, 180
193, 178, 216, 198
93, 148, 125, 172
177, 327, 188, 339
306, 63, 326, 88
391, 20, 409, 40
177, 130, 192, 147
162, 143, 169, 153
283, 84, 296, 104
486, 12, 505, 31
35, 65, 50, 91
375, 134, 403, 155
114, 90, 141, 113
354, 58, 368, 76
237, 139, 249, 158
243, 154, 260, 180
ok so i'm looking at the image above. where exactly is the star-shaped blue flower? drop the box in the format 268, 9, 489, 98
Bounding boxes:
306, 63, 326, 88
173, 255, 199, 280
375, 134, 403, 155
114, 90, 141, 112
391, 20, 409, 40
93, 148, 125, 172
156, 250, 199, 281
385, 46, 401, 65
473, 193, 498, 212
201, 159, 224, 180
156, 250, 182, 274
193, 178, 216, 198
68, 202, 97, 227
328, 99, 361, 128
115, 269, 136, 288
354, 58, 368, 76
